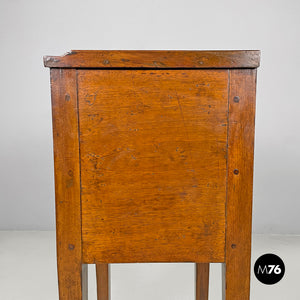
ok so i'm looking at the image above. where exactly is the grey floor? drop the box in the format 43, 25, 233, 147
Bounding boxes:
0, 232, 299, 300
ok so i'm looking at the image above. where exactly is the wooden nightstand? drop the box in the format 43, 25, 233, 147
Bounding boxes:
44, 50, 260, 300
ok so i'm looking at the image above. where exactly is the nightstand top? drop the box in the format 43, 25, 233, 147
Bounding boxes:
44, 50, 260, 69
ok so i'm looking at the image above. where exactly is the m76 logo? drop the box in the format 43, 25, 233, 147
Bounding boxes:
254, 254, 285, 285
256, 264, 282, 275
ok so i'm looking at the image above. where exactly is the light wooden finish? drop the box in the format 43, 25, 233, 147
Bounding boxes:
196, 263, 209, 300
96, 264, 110, 300
45, 50, 260, 300
50, 69, 87, 300
78, 69, 228, 263
222, 69, 257, 299
44, 50, 260, 69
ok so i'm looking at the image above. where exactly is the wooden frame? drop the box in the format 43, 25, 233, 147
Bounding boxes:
45, 50, 260, 300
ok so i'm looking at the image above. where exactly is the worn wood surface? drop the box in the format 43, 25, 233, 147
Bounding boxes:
196, 263, 209, 300
222, 69, 257, 300
46, 50, 259, 299
50, 68, 87, 300
78, 69, 228, 263
44, 50, 260, 69
96, 264, 110, 300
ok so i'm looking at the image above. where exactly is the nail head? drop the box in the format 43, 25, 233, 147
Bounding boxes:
233, 96, 240, 103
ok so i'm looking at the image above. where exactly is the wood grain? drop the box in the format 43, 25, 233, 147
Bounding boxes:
222, 69, 257, 300
78, 69, 228, 263
50, 69, 87, 300
96, 264, 110, 300
45, 50, 259, 299
196, 263, 209, 300
44, 50, 260, 69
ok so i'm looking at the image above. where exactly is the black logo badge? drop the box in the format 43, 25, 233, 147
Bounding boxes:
254, 253, 285, 285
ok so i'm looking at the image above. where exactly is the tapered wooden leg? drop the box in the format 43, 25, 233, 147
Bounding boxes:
96, 264, 110, 300
52, 68, 88, 300
222, 253, 251, 300
82, 264, 88, 299
196, 263, 209, 300
57, 262, 88, 300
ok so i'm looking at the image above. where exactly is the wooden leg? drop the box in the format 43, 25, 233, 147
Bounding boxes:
222, 69, 256, 299
196, 263, 209, 300
96, 264, 110, 300
82, 264, 88, 299
57, 261, 88, 300
222, 252, 251, 300
51, 68, 88, 300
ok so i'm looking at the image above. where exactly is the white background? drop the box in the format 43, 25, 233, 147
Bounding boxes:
0, 0, 299, 234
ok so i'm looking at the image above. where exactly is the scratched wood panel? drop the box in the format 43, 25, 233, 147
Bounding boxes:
78, 70, 228, 263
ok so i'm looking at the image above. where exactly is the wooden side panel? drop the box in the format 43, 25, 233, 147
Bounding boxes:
50, 69, 87, 300
78, 69, 228, 263
223, 69, 257, 299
